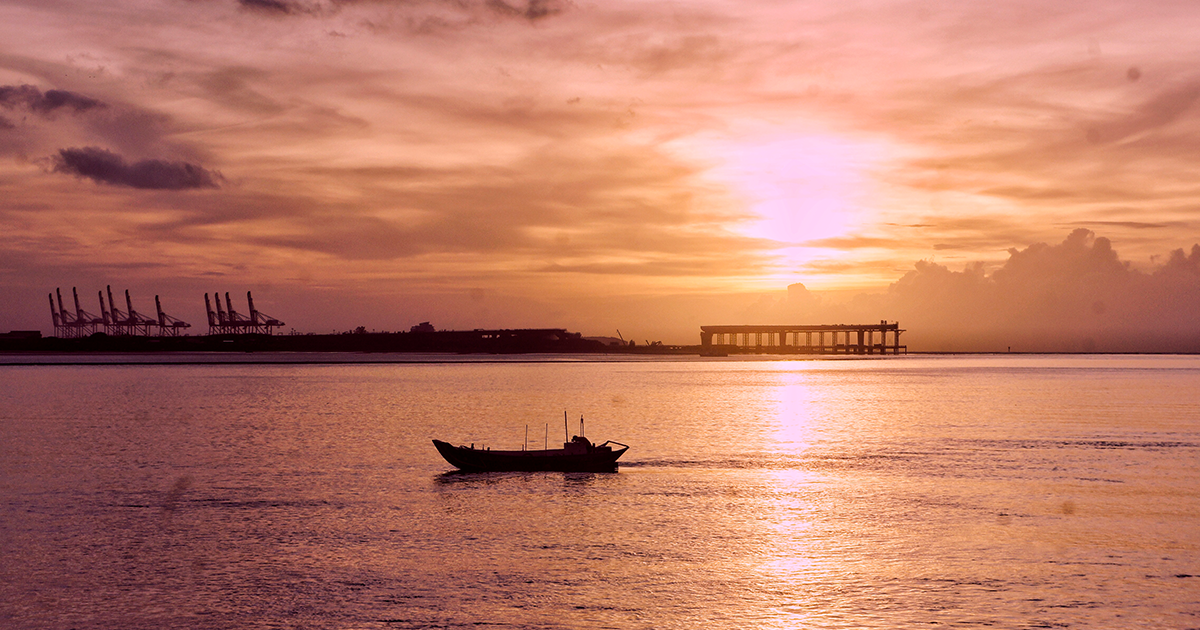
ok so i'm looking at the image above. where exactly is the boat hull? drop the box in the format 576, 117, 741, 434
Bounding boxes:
432, 439, 627, 472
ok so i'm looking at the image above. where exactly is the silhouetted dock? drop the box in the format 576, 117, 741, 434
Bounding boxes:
0, 328, 608, 354
700, 322, 905, 355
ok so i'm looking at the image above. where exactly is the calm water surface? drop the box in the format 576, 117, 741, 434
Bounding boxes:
1, 355, 1198, 629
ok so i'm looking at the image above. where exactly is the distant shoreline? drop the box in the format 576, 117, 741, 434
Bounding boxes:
5, 329, 1198, 360
2, 350, 1197, 367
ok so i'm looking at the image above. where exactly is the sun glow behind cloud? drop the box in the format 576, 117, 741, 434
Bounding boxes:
674, 130, 892, 288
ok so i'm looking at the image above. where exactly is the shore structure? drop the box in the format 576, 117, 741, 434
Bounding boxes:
1, 327, 608, 354
21, 290, 909, 355
49, 286, 190, 339
204, 291, 284, 336
700, 322, 906, 355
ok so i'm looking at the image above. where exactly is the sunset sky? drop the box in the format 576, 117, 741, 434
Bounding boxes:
2, 0, 1199, 349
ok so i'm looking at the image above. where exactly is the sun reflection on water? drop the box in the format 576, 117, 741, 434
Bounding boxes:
765, 367, 822, 454
750, 364, 832, 627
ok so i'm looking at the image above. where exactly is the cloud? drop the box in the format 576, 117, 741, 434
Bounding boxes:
1161, 244, 1200, 273
739, 229, 1200, 351
0, 84, 104, 115
801, 236, 900, 250
0, 80, 204, 167
122, 142, 763, 273
238, 0, 305, 15
196, 67, 286, 115
1086, 80, 1200, 145
879, 229, 1200, 351
228, 0, 570, 23
1061, 220, 1184, 230
485, 0, 567, 21
53, 147, 222, 190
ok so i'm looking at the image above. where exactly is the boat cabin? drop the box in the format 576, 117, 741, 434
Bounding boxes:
563, 435, 593, 454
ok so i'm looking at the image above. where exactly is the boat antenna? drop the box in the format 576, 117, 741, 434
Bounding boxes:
580, 415, 585, 438
564, 410, 569, 441
524, 424, 528, 451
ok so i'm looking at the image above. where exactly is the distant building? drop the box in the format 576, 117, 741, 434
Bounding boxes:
0, 330, 42, 340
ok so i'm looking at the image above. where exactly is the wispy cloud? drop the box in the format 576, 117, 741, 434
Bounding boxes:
1085, 80, 1200, 144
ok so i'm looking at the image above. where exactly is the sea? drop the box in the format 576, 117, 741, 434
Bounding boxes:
0, 354, 1197, 629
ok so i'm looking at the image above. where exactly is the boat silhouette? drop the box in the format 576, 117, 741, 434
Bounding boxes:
433, 415, 629, 472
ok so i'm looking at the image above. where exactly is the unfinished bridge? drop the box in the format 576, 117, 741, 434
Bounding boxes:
701, 322, 906, 355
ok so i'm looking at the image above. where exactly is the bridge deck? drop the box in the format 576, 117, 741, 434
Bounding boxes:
700, 323, 906, 355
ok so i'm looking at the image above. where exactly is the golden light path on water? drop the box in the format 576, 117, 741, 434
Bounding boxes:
759, 365, 835, 629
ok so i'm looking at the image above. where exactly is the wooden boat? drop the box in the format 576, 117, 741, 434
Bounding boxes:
432, 434, 630, 473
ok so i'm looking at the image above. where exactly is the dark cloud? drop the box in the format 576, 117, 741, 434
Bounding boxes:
0, 84, 104, 115
227, 0, 570, 23
53, 147, 222, 190
486, 0, 567, 21
239, 0, 301, 15
0, 82, 194, 168
37, 89, 105, 114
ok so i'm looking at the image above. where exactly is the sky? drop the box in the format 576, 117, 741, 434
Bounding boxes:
2, 0, 1199, 350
